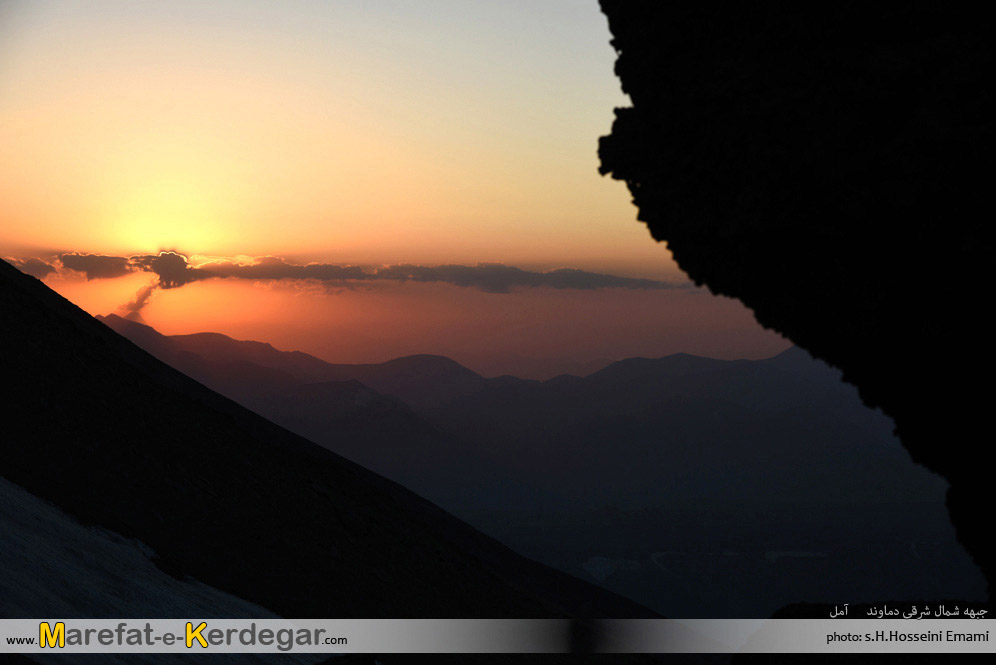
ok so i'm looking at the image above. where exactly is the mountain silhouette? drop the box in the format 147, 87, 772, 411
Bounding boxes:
1, 258, 658, 630
96, 313, 515, 510
97, 313, 984, 618
98, 314, 487, 407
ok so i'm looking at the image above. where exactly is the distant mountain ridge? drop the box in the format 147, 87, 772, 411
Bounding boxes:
96, 313, 508, 510
98, 313, 808, 408
93, 313, 934, 511
95, 310, 985, 618
98, 314, 490, 407
1, 258, 658, 628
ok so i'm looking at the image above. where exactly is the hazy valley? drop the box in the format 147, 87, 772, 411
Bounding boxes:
98, 312, 985, 618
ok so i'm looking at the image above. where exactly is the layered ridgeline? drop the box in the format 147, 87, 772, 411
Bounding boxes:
0, 257, 659, 640
97, 314, 985, 618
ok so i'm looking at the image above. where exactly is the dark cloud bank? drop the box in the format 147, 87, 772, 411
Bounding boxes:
6, 257, 58, 279
13, 251, 689, 312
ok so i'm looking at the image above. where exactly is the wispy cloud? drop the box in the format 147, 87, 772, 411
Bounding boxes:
9, 251, 689, 312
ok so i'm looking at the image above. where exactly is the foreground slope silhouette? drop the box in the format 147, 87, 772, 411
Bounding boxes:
598, 2, 995, 594
0, 258, 655, 624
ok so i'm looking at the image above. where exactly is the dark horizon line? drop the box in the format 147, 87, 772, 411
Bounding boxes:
96, 311, 798, 382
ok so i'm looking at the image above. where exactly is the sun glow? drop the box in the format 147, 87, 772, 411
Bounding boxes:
1, 0, 790, 375
0, 0, 668, 267
107, 183, 228, 254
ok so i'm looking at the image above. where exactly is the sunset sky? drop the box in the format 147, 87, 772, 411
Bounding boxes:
1, 1, 787, 377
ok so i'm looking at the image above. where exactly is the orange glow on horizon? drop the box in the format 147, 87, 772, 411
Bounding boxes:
0, 1, 656, 268
41, 276, 787, 379
4, 1, 789, 375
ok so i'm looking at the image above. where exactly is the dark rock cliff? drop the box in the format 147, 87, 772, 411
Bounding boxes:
598, 2, 994, 593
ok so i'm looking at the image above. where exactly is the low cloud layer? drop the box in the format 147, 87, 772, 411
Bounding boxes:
5, 257, 57, 279
11, 251, 688, 312
59, 253, 132, 280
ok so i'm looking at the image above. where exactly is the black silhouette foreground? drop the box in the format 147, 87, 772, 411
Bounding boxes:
0, 259, 670, 664
598, 2, 995, 598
